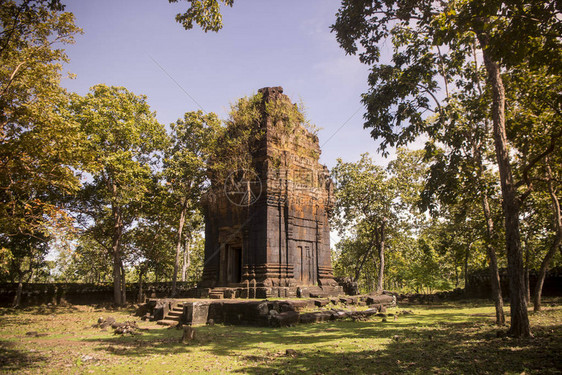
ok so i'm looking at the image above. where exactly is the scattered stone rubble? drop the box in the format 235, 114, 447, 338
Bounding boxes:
94, 316, 144, 335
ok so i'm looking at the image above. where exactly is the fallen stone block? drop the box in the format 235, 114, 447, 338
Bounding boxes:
256, 301, 269, 316
183, 301, 210, 326
299, 311, 332, 324
314, 299, 329, 307
364, 308, 379, 316
97, 316, 116, 329
289, 300, 315, 311
273, 301, 294, 313
270, 311, 299, 327
152, 299, 171, 321
348, 308, 380, 321
330, 309, 350, 320
365, 294, 395, 306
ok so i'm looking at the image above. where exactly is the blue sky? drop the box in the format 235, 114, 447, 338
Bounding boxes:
60, 0, 388, 169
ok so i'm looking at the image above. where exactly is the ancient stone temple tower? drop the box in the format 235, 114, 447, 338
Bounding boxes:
200, 87, 342, 298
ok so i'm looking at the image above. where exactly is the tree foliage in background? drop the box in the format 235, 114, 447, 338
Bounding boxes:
332, 150, 433, 293
164, 110, 220, 296
332, 154, 397, 293
70, 84, 167, 306
56, 235, 112, 283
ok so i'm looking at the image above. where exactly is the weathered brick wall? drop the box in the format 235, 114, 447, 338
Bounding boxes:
465, 267, 562, 299
0, 282, 197, 307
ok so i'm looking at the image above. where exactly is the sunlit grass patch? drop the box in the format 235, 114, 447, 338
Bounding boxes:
0, 300, 560, 374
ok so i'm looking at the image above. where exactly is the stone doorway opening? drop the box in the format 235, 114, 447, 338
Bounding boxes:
294, 242, 316, 286
226, 245, 242, 284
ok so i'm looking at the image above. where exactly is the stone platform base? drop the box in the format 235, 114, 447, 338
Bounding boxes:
182, 293, 395, 327
196, 285, 344, 299
136, 293, 397, 328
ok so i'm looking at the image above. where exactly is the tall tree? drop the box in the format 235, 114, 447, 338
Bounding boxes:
0, 0, 86, 288
332, 154, 398, 292
71, 85, 167, 306
332, 0, 561, 337
421, 79, 507, 325
531, 159, 562, 311
164, 111, 220, 296
505, 66, 562, 312
423, 143, 507, 325
129, 192, 175, 301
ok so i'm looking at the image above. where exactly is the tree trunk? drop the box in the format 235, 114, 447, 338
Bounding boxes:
533, 164, 561, 311
482, 193, 506, 325
112, 241, 122, 306
12, 272, 23, 308
534, 239, 560, 312
138, 267, 144, 303
111, 183, 124, 306
353, 245, 374, 282
464, 242, 470, 291
479, 38, 530, 337
181, 237, 191, 282
372, 249, 378, 293
171, 200, 187, 297
524, 238, 531, 304
473, 128, 505, 325
376, 222, 385, 293
121, 262, 126, 305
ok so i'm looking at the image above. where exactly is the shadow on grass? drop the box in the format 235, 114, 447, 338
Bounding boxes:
0, 305, 85, 330
0, 303, 134, 317
234, 320, 562, 374
83, 326, 194, 357
83, 306, 562, 375
0, 340, 48, 372
0, 305, 82, 316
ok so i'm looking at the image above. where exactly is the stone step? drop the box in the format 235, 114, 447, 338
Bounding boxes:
167, 311, 183, 318
157, 319, 179, 326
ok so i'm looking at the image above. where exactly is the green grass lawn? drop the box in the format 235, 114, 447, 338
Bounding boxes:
1, 300, 560, 374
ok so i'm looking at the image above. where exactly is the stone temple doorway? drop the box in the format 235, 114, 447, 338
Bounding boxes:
293, 242, 316, 286
226, 245, 242, 284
